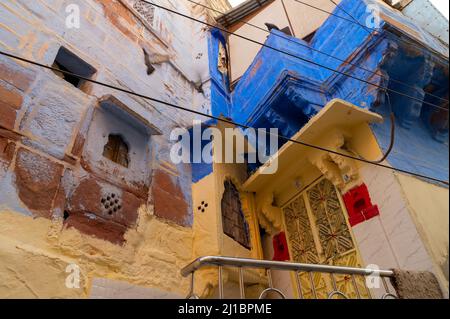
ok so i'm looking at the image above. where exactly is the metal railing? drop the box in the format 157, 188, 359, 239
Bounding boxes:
181, 256, 397, 299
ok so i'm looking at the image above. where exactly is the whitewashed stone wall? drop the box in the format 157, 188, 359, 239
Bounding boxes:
355, 164, 447, 297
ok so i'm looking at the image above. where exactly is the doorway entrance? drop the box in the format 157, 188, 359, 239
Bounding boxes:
282, 178, 369, 298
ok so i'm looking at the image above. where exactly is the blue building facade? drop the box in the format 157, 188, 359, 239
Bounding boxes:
208, 0, 449, 184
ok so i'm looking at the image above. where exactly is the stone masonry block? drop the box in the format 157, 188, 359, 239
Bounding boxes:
152, 169, 191, 227
14, 147, 64, 218
0, 57, 35, 91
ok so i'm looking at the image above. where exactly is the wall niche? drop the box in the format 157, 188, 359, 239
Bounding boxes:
63, 95, 161, 244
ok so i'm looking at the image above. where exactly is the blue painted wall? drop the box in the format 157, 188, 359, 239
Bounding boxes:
209, 28, 231, 121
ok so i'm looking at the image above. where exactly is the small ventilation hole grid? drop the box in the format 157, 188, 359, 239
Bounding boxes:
197, 201, 209, 213
101, 193, 122, 215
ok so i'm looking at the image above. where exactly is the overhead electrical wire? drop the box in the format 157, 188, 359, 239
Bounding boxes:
326, 0, 397, 164
373, 92, 396, 164
326, 0, 433, 165
183, 0, 435, 167
141, 0, 448, 111
0, 50, 447, 186
186, 0, 448, 104
296, 0, 450, 61
329, 0, 385, 37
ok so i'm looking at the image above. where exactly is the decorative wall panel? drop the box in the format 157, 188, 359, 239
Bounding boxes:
126, 0, 155, 27
283, 195, 319, 264
307, 179, 354, 262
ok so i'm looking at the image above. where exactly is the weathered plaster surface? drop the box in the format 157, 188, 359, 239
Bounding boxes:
0, 208, 194, 298
0, 0, 223, 298
396, 173, 449, 285
89, 277, 183, 299
82, 100, 152, 191
0, 0, 213, 225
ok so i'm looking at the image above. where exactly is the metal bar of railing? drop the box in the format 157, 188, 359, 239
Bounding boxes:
365, 277, 373, 299
295, 271, 304, 299
308, 272, 318, 299
181, 256, 395, 278
182, 256, 396, 299
218, 265, 224, 299
381, 276, 397, 299
238, 267, 245, 299
267, 269, 273, 288
328, 273, 348, 299
351, 275, 361, 299
331, 273, 338, 291
186, 272, 198, 299
259, 268, 287, 299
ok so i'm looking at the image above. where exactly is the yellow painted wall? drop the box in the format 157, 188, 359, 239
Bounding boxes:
211, 121, 263, 261
192, 164, 264, 298
283, 0, 339, 38
0, 207, 194, 298
192, 121, 261, 260
190, 121, 265, 297
396, 174, 449, 284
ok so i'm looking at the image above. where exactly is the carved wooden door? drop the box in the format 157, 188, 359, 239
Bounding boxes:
282, 178, 369, 298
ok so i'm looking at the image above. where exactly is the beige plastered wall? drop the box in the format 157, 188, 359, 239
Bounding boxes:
191, 121, 266, 297
0, 205, 194, 298
227, 0, 340, 82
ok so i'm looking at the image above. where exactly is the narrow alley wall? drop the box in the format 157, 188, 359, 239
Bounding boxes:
0, 0, 215, 298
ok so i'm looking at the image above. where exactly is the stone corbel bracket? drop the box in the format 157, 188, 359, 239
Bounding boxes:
257, 192, 283, 236
308, 130, 361, 193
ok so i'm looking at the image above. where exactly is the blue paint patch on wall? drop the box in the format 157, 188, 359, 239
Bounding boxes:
191, 162, 213, 183
188, 124, 214, 183
209, 29, 231, 119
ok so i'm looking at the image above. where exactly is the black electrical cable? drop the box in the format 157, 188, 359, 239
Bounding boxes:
327, 0, 394, 164
350, 91, 396, 164
296, 0, 450, 61
329, 0, 386, 39
375, 92, 396, 164
186, 0, 448, 103
0, 50, 447, 186
329, 0, 370, 30
141, 0, 448, 111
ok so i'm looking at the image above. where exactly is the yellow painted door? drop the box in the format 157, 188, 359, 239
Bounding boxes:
282, 178, 370, 299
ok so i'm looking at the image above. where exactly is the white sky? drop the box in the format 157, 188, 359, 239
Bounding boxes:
228, 0, 449, 20
228, 0, 245, 6
430, 0, 449, 19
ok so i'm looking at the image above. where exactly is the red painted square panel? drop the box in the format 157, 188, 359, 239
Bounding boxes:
273, 232, 290, 261
343, 183, 380, 227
